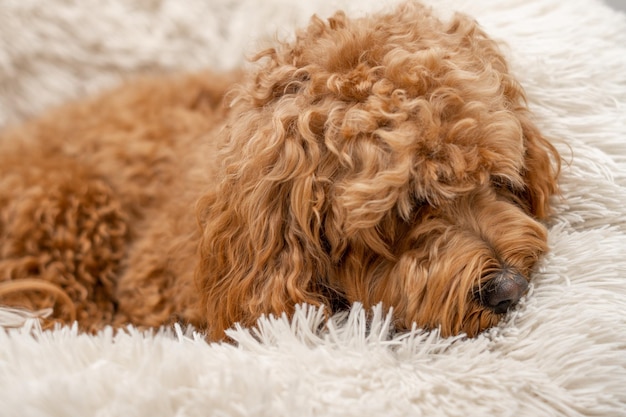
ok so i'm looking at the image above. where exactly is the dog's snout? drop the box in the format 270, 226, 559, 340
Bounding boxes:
479, 273, 528, 314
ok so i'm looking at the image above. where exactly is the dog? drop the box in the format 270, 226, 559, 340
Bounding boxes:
0, 2, 559, 340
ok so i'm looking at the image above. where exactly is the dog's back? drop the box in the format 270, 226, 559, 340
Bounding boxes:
0, 71, 237, 330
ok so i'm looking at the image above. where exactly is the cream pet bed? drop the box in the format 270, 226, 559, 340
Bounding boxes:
0, 0, 625, 415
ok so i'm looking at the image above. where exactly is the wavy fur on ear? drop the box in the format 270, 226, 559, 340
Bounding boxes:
195, 62, 334, 339
495, 64, 560, 219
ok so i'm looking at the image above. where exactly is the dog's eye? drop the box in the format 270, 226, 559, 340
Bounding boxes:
411, 194, 426, 207
491, 177, 517, 193
408, 186, 428, 207
491, 176, 529, 211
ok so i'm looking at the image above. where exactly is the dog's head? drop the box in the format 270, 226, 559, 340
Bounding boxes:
197, 2, 559, 339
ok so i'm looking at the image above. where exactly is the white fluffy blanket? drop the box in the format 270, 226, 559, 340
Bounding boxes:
1, 1, 625, 416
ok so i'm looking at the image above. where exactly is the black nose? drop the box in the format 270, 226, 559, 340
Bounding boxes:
479, 273, 529, 314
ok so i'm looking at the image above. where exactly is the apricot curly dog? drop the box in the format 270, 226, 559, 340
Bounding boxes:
0, 2, 558, 340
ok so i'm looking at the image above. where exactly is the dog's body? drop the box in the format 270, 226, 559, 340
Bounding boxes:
0, 73, 231, 330
0, 3, 558, 340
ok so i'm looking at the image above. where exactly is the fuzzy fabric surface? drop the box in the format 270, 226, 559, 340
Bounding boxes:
1, 0, 625, 416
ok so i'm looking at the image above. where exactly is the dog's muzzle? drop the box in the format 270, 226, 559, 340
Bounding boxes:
478, 272, 529, 314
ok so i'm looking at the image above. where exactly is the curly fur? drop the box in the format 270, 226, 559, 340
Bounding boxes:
0, 2, 558, 340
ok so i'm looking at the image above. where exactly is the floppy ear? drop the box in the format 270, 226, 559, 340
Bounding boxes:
195, 125, 333, 339
195, 58, 335, 341
517, 115, 560, 219
497, 69, 560, 220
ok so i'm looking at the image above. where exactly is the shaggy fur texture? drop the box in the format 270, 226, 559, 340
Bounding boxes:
0, 2, 558, 340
